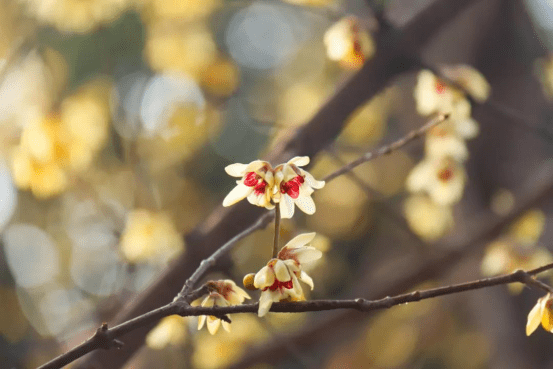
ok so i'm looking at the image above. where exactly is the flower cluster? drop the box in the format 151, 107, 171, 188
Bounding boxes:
193, 280, 251, 335
404, 66, 490, 240
252, 233, 322, 317
323, 16, 375, 70
223, 156, 325, 219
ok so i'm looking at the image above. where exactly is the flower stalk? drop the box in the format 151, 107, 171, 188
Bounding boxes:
273, 205, 281, 258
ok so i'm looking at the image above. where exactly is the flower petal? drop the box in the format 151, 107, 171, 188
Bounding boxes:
225, 163, 248, 177
285, 232, 317, 249
254, 266, 274, 289
527, 297, 545, 336
258, 291, 274, 317
223, 183, 253, 207
299, 270, 314, 289
222, 320, 231, 332
304, 172, 325, 189
274, 260, 291, 281
279, 195, 295, 219
294, 247, 323, 264
206, 317, 221, 335
198, 315, 206, 330
295, 195, 316, 215
287, 156, 310, 167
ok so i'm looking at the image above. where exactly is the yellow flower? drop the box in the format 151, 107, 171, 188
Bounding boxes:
403, 195, 454, 241
119, 209, 184, 263
193, 280, 250, 335
406, 157, 466, 205
323, 16, 375, 70
253, 233, 322, 317
414, 67, 490, 117
440, 64, 491, 102
146, 316, 187, 350
526, 293, 553, 336
223, 157, 325, 218
21, 0, 130, 33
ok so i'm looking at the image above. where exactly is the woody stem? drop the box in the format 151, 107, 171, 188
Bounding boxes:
273, 205, 281, 258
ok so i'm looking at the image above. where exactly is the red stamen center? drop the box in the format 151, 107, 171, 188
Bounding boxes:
254, 181, 267, 195
281, 175, 304, 199
435, 80, 446, 94
263, 279, 294, 292
244, 172, 259, 187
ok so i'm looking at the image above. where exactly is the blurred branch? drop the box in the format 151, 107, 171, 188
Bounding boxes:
37, 262, 553, 369
74, 1, 481, 368
323, 113, 448, 182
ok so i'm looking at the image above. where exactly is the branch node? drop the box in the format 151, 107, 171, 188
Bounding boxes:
410, 291, 421, 300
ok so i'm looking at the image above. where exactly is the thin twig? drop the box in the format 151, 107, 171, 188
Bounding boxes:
323, 114, 449, 183
273, 206, 281, 258
37, 263, 553, 369
177, 212, 274, 301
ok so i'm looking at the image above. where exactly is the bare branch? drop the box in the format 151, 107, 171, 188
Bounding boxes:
38, 262, 553, 369
323, 113, 448, 183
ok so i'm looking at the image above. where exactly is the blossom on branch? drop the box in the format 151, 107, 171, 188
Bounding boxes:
527, 293, 553, 336
193, 280, 251, 335
323, 16, 375, 70
253, 232, 322, 317
222, 156, 325, 218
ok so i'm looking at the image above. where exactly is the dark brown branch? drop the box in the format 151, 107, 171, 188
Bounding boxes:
322, 114, 448, 182
37, 262, 553, 369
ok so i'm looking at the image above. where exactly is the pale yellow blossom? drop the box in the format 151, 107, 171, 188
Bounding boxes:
403, 195, 454, 241
324, 16, 375, 70
120, 209, 184, 263
406, 157, 466, 206
527, 293, 553, 336
254, 233, 322, 317
146, 316, 187, 350
193, 280, 250, 335
223, 157, 325, 218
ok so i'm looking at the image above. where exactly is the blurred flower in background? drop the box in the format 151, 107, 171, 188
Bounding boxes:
324, 16, 375, 70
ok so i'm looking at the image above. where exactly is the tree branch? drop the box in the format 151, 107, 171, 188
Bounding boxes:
38, 262, 553, 369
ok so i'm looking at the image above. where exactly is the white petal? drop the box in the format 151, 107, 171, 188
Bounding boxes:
425, 136, 469, 162
258, 291, 275, 317
406, 161, 432, 193
207, 317, 221, 335
285, 232, 317, 249
299, 270, 314, 290
225, 163, 248, 177
274, 260, 291, 281
455, 117, 479, 139
254, 266, 274, 289
223, 184, 253, 207
289, 273, 303, 299
198, 315, 206, 330
245, 160, 270, 172
201, 295, 214, 307
287, 156, 310, 167
304, 172, 325, 189
295, 195, 316, 215
222, 320, 231, 332
527, 298, 545, 336
294, 247, 323, 264
279, 195, 295, 219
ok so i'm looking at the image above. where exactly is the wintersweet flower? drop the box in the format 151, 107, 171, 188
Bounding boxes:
406, 157, 466, 206
526, 293, 553, 336
323, 16, 375, 70
193, 280, 250, 335
253, 233, 322, 317
222, 157, 325, 219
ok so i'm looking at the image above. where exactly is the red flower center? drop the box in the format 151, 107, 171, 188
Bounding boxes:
281, 175, 305, 199
263, 278, 294, 292
254, 181, 267, 195
435, 80, 446, 94
438, 168, 454, 182
244, 172, 259, 187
